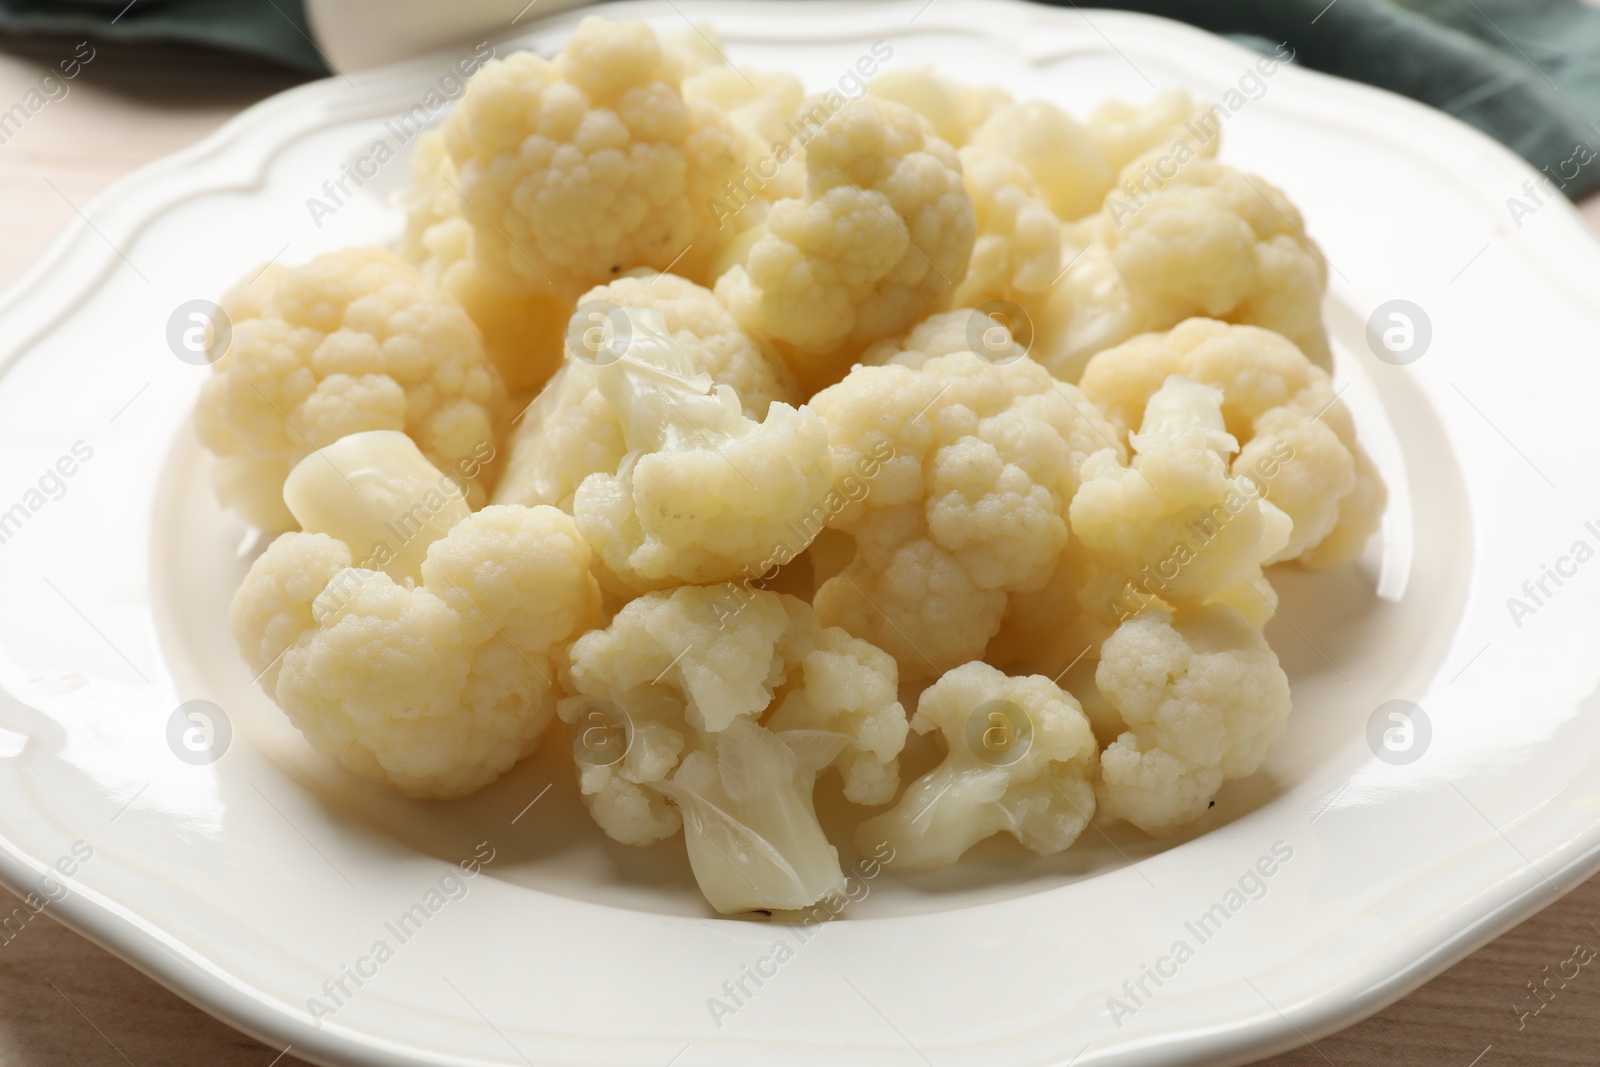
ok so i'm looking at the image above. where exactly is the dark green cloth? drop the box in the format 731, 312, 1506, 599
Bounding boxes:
1, 0, 1596, 197
1066, 0, 1600, 198
0, 0, 327, 74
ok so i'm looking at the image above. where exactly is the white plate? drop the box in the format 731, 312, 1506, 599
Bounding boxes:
3, 2, 1599, 1065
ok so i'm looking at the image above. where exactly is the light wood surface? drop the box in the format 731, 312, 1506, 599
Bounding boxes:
1, 31, 1598, 1067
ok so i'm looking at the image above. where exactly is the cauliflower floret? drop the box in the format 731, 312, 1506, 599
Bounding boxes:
1034, 160, 1330, 381
1070, 375, 1292, 616
953, 145, 1063, 312
192, 248, 505, 528
560, 585, 907, 913
683, 62, 807, 216
868, 68, 1011, 148
1078, 319, 1385, 567
968, 101, 1113, 222
857, 661, 1098, 867
493, 272, 799, 513
231, 435, 600, 799
1086, 90, 1220, 175
570, 305, 834, 591
398, 129, 569, 394
1095, 604, 1290, 835
715, 94, 976, 393
441, 17, 742, 297
808, 332, 1122, 679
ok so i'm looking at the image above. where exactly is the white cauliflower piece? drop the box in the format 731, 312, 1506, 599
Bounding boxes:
192, 248, 505, 528
1070, 374, 1292, 613
492, 272, 799, 513
969, 100, 1112, 222
398, 129, 570, 394
571, 305, 834, 591
715, 94, 976, 392
231, 436, 600, 799
1078, 319, 1385, 567
808, 332, 1122, 679
1086, 90, 1220, 175
868, 67, 1011, 148
1034, 160, 1330, 381
857, 661, 1098, 867
683, 62, 807, 215
559, 585, 907, 913
442, 17, 742, 297
1095, 604, 1290, 835
953, 145, 1062, 311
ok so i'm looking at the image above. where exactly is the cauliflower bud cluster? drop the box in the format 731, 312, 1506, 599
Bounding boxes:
200, 16, 1388, 916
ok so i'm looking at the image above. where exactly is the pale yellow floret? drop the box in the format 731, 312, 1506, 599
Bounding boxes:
1070, 374, 1292, 614
1095, 604, 1290, 835
1078, 318, 1385, 567
715, 94, 976, 393
398, 129, 569, 394
857, 661, 1098, 867
559, 586, 906, 913
231, 501, 600, 799
442, 17, 743, 297
192, 247, 505, 528
493, 272, 799, 514
809, 326, 1122, 680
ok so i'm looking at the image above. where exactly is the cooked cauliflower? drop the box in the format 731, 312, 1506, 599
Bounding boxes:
570, 304, 834, 591
1086, 90, 1219, 175
953, 145, 1062, 312
1070, 374, 1292, 615
231, 434, 600, 798
683, 61, 807, 217
857, 661, 1098, 867
192, 248, 505, 529
1034, 160, 1329, 381
868, 67, 1011, 148
715, 94, 976, 392
398, 130, 569, 394
809, 328, 1122, 679
493, 272, 798, 513
441, 17, 742, 297
969, 101, 1113, 223
559, 585, 907, 912
1078, 319, 1385, 567
1095, 604, 1290, 835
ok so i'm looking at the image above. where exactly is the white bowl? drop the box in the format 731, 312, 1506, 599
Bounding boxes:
2, 2, 1599, 1065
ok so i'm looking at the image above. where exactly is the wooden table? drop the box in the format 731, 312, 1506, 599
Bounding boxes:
2, 30, 1598, 1067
